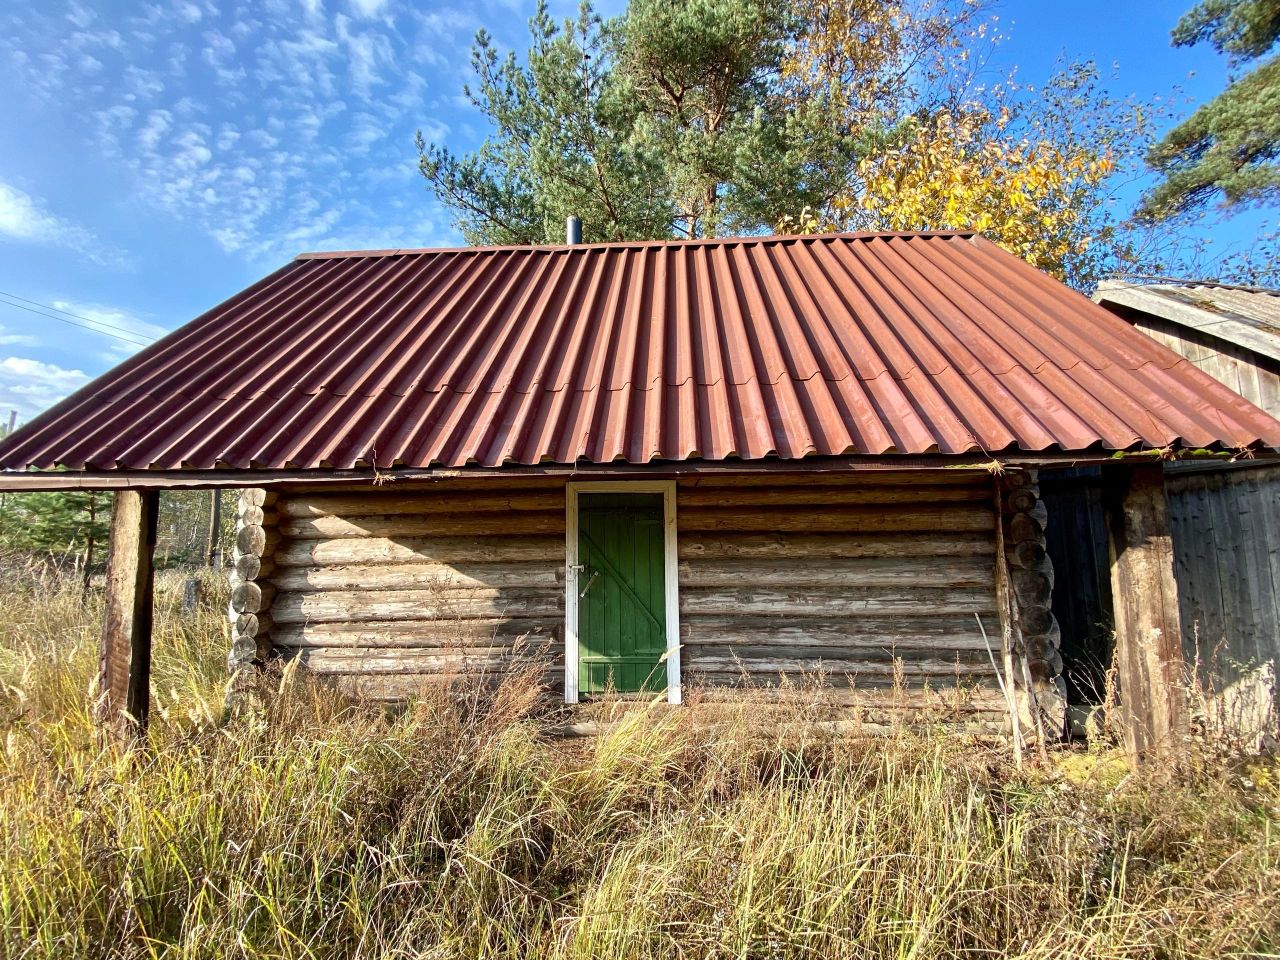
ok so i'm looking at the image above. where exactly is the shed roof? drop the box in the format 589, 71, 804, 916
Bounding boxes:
3, 231, 1279, 473
1094, 280, 1280, 366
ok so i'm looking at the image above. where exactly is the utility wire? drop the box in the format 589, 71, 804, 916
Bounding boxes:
0, 293, 156, 347
0, 290, 160, 341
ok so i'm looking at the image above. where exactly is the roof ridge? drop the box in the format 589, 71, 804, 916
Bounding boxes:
293, 229, 979, 261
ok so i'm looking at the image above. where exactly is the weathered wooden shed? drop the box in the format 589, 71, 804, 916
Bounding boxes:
1086, 281, 1280, 732
2, 232, 1278, 760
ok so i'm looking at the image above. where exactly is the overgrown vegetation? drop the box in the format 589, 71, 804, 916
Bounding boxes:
1, 561, 1278, 958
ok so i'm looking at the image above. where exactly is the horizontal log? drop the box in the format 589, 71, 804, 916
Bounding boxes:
1010, 541, 1046, 568
676, 471, 991, 489
271, 617, 561, 649
271, 560, 561, 592
324, 670, 565, 701
676, 484, 991, 509
1005, 487, 1039, 513
272, 588, 563, 624
678, 556, 991, 589
230, 581, 275, 615
680, 615, 992, 650
239, 489, 277, 510
275, 534, 561, 568
685, 655, 993, 677
236, 524, 281, 557
688, 684, 1008, 708
232, 612, 273, 638
282, 511, 563, 540
281, 648, 563, 674
1009, 513, 1045, 543
677, 532, 994, 560
685, 670, 1002, 691
678, 504, 994, 534
680, 586, 996, 618
233, 553, 275, 581
279, 490, 565, 518
237, 505, 278, 527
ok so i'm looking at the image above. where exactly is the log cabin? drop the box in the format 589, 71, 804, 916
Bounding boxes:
2, 230, 1279, 761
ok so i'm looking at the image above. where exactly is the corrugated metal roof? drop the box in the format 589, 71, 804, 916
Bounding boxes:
1095, 280, 1280, 365
3, 232, 1279, 471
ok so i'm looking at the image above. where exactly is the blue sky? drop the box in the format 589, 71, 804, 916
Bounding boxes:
0, 0, 1268, 423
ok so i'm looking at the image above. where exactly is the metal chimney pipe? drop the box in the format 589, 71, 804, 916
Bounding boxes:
566, 215, 582, 245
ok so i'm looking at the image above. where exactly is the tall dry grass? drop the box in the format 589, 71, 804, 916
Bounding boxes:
0, 560, 1277, 959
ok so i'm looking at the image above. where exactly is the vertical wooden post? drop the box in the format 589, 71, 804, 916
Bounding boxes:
1106, 463, 1187, 766
98, 490, 159, 739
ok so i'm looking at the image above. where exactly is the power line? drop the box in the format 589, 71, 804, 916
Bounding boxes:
0, 296, 154, 353
0, 290, 160, 341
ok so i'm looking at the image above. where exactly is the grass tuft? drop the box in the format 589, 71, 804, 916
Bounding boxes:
0, 560, 1277, 958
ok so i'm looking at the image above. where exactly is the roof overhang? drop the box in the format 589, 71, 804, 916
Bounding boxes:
1094, 281, 1280, 365
0, 450, 1266, 492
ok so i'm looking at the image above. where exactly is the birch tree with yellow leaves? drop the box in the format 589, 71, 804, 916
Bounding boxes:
776, 0, 1151, 289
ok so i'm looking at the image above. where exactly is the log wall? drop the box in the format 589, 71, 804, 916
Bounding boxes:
256, 472, 1038, 719
266, 479, 566, 699
674, 472, 1008, 719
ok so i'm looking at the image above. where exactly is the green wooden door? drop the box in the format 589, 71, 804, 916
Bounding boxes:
577, 492, 667, 695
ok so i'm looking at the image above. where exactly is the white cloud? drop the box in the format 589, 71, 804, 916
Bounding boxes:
0, 357, 90, 420
0, 182, 127, 268
0, 326, 36, 347
1, 2, 457, 268
349, 0, 388, 18
49, 300, 170, 344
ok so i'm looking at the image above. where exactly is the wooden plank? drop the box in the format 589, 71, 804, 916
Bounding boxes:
271, 561, 561, 592
98, 490, 159, 737
1106, 464, 1187, 765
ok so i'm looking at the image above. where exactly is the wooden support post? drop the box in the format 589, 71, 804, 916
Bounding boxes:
97, 490, 159, 739
1105, 463, 1187, 766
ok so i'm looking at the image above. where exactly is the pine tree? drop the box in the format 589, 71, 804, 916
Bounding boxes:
0, 490, 110, 570
418, 0, 845, 244
1140, 0, 1280, 218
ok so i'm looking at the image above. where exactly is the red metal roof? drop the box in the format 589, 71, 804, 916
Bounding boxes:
3, 231, 1279, 471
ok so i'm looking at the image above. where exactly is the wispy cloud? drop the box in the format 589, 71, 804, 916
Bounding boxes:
0, 325, 37, 347
0, 356, 90, 421
0, 1, 474, 268
0, 182, 128, 268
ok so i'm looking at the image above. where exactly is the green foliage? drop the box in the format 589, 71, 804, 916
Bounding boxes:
418, 0, 843, 243
1141, 0, 1280, 218
0, 490, 109, 565
0, 489, 235, 570
419, 0, 1175, 292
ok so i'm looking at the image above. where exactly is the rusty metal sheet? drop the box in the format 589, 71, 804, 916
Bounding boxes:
3, 231, 1280, 472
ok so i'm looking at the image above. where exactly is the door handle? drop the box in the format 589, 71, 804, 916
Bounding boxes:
579, 569, 600, 598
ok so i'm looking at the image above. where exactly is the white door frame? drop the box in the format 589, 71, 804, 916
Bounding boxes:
564, 480, 681, 705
